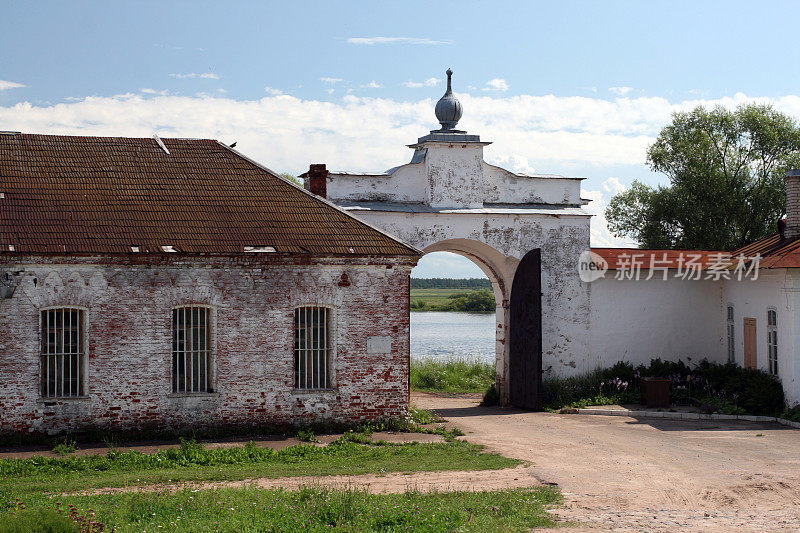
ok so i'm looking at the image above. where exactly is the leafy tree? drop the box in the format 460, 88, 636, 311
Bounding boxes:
280, 172, 304, 186
606, 104, 800, 250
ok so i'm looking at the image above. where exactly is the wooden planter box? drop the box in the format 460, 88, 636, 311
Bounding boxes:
641, 377, 670, 408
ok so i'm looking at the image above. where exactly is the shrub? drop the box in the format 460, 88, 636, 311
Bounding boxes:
481, 383, 499, 406
782, 406, 800, 422
52, 437, 77, 456
0, 508, 78, 533
542, 358, 786, 415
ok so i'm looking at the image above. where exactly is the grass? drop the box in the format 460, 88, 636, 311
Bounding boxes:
0, 421, 554, 531
411, 358, 495, 394
51, 437, 77, 457
0, 436, 519, 495
1, 485, 561, 532
410, 288, 468, 306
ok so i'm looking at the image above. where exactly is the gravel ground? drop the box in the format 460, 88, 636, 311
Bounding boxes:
413, 392, 800, 532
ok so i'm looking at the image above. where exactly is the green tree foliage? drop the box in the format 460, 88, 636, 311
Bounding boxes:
411, 289, 495, 313
606, 104, 800, 250
279, 172, 304, 186
411, 278, 492, 290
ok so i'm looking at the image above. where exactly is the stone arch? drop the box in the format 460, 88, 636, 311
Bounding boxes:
418, 238, 518, 402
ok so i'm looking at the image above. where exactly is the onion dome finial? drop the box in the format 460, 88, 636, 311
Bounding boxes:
434, 68, 463, 131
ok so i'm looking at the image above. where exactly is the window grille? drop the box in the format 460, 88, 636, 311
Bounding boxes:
767, 308, 778, 375
294, 307, 331, 389
40, 308, 85, 397
726, 305, 735, 363
172, 306, 212, 393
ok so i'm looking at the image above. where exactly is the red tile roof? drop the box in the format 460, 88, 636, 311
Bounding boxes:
730, 233, 800, 268
590, 248, 728, 270
0, 133, 419, 256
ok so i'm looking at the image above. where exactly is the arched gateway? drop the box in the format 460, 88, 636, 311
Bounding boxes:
305, 70, 591, 406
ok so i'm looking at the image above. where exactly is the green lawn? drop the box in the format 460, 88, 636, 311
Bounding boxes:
0, 420, 561, 531
0, 437, 519, 495
410, 288, 469, 306
1, 486, 561, 532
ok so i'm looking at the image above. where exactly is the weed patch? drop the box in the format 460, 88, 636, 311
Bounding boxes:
411, 358, 494, 394
1, 486, 560, 532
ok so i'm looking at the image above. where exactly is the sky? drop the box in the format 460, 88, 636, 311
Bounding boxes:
2, 0, 800, 277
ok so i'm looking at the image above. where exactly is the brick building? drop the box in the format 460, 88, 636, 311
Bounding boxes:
0, 133, 419, 435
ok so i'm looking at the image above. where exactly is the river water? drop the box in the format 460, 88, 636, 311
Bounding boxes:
410, 311, 495, 363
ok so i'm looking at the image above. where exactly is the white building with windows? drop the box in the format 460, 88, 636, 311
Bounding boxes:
587, 207, 800, 406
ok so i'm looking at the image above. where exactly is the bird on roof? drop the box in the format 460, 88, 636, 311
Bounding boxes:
229, 141, 237, 148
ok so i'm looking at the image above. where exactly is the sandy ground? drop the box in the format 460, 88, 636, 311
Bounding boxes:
77, 464, 540, 496
413, 392, 800, 532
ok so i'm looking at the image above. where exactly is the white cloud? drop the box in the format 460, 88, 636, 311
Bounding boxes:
412, 252, 486, 278
169, 72, 220, 80
347, 37, 450, 45
483, 78, 509, 91
264, 87, 283, 95
2, 90, 798, 179
319, 77, 343, 85
140, 88, 168, 96
609, 86, 633, 96
404, 78, 440, 88
360, 80, 382, 89
582, 177, 634, 247
0, 80, 25, 91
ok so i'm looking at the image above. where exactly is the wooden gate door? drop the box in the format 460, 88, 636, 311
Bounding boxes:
743, 317, 757, 369
509, 249, 543, 409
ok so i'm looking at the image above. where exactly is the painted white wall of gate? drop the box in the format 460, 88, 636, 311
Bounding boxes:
588, 276, 726, 370
321, 132, 592, 403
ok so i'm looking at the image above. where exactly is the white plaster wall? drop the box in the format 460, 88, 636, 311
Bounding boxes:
483, 163, 583, 205
348, 210, 592, 384
425, 144, 485, 208
325, 143, 583, 209
588, 275, 726, 370
327, 163, 426, 203
723, 271, 800, 406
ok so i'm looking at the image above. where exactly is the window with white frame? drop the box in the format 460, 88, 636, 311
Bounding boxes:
172, 306, 212, 393
726, 305, 735, 363
294, 306, 332, 389
40, 308, 85, 397
767, 307, 778, 375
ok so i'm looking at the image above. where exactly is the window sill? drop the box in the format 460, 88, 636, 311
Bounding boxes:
291, 388, 338, 395
167, 392, 220, 399
36, 396, 90, 403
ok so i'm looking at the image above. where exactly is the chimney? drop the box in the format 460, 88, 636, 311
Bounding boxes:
785, 170, 800, 240
307, 164, 328, 199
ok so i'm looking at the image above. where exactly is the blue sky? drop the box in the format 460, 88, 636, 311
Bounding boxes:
2, 0, 800, 277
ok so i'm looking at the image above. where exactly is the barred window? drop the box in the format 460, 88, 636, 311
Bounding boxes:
41, 308, 85, 397
294, 307, 332, 389
172, 306, 212, 393
767, 308, 778, 375
726, 305, 735, 363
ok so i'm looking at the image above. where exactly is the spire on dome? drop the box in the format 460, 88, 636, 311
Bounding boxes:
434, 68, 463, 131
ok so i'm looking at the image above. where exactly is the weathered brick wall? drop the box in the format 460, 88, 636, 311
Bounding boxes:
0, 255, 413, 435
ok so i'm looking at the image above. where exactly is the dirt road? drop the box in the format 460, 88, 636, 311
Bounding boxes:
413, 392, 800, 532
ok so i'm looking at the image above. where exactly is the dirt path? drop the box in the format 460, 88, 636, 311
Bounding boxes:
413, 392, 800, 532
78, 464, 541, 496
